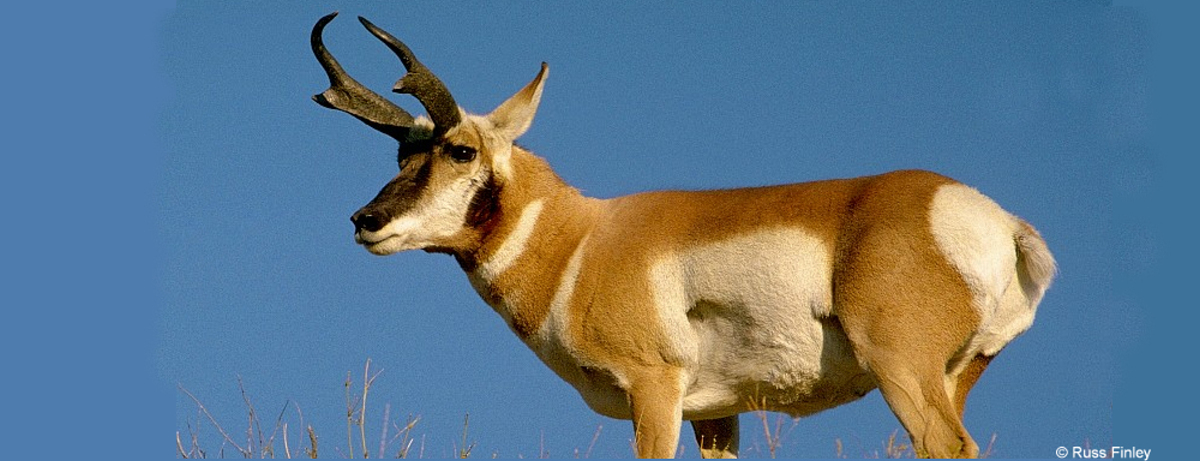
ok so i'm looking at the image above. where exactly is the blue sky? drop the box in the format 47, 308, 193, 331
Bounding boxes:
2, 1, 1189, 459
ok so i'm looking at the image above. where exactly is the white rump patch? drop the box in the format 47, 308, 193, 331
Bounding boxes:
929, 184, 1016, 302
929, 184, 1035, 357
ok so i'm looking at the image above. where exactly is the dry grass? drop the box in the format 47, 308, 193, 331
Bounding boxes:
746, 396, 799, 458
177, 359, 994, 458
831, 429, 997, 459
833, 429, 915, 459
177, 376, 309, 458
177, 359, 424, 459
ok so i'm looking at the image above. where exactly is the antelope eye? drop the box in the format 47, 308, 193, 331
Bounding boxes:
448, 145, 477, 163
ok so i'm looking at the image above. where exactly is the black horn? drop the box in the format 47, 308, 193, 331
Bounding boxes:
311, 12, 415, 141
358, 16, 462, 137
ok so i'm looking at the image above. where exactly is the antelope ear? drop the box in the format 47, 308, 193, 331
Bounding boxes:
487, 63, 548, 140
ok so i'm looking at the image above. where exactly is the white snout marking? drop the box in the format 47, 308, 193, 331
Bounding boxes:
356, 176, 482, 255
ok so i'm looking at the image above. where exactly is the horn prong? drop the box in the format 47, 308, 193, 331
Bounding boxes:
311, 12, 415, 140
358, 16, 462, 136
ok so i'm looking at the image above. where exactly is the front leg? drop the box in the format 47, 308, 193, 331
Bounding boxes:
691, 415, 740, 458
627, 367, 685, 458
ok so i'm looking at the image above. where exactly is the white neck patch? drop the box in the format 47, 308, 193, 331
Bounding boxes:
474, 199, 545, 283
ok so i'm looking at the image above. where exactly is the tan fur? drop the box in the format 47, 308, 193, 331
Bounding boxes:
456, 157, 1033, 458
952, 354, 994, 419
464, 152, 604, 338
323, 40, 1056, 457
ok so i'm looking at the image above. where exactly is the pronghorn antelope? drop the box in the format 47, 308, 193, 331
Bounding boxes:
311, 13, 1056, 459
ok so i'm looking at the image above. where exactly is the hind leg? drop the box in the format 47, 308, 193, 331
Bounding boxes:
865, 354, 979, 458
950, 354, 993, 420
835, 269, 982, 456
832, 196, 992, 457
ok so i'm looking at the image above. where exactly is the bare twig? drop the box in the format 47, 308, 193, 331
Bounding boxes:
178, 383, 250, 457
747, 395, 795, 458
882, 429, 913, 458
176, 431, 188, 459
583, 424, 603, 459
293, 402, 318, 458
539, 430, 548, 458
177, 418, 204, 459
360, 363, 369, 458
458, 413, 476, 458
341, 359, 386, 458
759, 409, 775, 458
980, 432, 997, 458
378, 403, 391, 459
283, 422, 292, 459
309, 424, 320, 458
345, 371, 354, 458
391, 414, 421, 458
360, 359, 384, 458
262, 398, 292, 458
236, 375, 266, 456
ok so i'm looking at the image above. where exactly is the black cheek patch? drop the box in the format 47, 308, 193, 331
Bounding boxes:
464, 173, 501, 233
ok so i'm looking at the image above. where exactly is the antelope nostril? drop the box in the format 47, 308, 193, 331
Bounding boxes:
351, 210, 387, 233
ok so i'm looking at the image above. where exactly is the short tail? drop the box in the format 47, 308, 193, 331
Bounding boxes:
1014, 220, 1056, 306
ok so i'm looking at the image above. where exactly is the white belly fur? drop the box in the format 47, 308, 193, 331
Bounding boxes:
653, 228, 874, 419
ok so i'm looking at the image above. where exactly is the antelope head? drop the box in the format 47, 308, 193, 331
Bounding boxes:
312, 12, 548, 257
